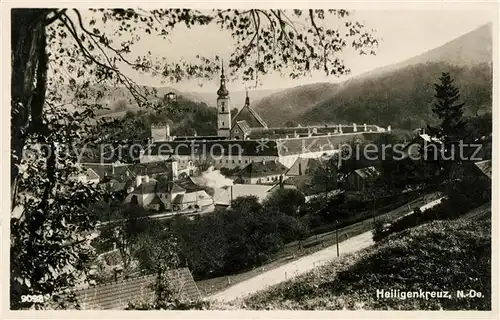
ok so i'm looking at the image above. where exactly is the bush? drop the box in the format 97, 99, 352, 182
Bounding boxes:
372, 219, 390, 242
241, 217, 491, 310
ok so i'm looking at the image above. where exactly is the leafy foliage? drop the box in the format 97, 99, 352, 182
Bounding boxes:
262, 188, 305, 217
170, 195, 309, 279
11, 8, 377, 309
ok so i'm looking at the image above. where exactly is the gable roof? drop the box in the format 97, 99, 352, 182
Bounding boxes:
74, 268, 201, 310
277, 175, 313, 195
81, 163, 132, 181
286, 157, 334, 176
134, 179, 158, 195
353, 166, 380, 179
175, 176, 206, 193
238, 161, 288, 178
85, 168, 100, 181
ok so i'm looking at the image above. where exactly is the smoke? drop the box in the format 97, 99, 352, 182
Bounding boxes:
193, 166, 234, 189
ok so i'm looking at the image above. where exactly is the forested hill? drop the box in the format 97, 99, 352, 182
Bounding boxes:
252, 82, 340, 127
97, 95, 219, 142
257, 23, 492, 130
300, 62, 492, 130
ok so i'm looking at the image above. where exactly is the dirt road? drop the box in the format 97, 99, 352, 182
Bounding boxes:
208, 197, 444, 302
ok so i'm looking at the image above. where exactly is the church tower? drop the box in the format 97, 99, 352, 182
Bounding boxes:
217, 63, 231, 138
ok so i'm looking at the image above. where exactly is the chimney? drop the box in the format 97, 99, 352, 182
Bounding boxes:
353, 123, 357, 132
166, 124, 171, 140
387, 125, 391, 132
364, 123, 367, 131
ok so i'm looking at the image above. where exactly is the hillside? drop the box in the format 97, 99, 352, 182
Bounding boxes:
252, 83, 340, 127
259, 23, 492, 129
189, 88, 282, 109
238, 209, 491, 310
97, 96, 218, 142
363, 23, 493, 79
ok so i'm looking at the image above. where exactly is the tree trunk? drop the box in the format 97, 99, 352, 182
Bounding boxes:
10, 9, 50, 199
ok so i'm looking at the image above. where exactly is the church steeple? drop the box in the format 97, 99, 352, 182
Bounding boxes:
244, 89, 250, 107
216, 60, 231, 137
217, 61, 229, 98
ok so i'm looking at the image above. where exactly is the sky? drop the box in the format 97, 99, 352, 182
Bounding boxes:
95, 5, 496, 93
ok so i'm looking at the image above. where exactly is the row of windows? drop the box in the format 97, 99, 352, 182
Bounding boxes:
219, 159, 251, 164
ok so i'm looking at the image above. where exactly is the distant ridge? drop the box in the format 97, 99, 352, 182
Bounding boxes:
255, 23, 493, 129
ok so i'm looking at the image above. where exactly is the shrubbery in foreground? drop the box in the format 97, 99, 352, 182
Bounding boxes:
238, 213, 491, 310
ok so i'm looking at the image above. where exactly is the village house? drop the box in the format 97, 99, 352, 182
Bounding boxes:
345, 166, 381, 191
235, 160, 288, 184
124, 175, 213, 212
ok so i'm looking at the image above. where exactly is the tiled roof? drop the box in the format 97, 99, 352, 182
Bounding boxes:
155, 179, 185, 194
146, 140, 280, 157
248, 125, 384, 138
81, 163, 132, 180
286, 157, 326, 176
269, 175, 315, 195
134, 179, 158, 195
474, 160, 492, 179
85, 168, 100, 180
238, 161, 288, 178
145, 133, 381, 158
353, 166, 380, 179
234, 120, 252, 134
175, 176, 206, 193
74, 268, 201, 310
231, 103, 268, 129
173, 191, 213, 206
130, 161, 175, 177
276, 133, 372, 156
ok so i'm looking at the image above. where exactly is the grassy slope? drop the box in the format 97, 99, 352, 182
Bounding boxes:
197, 192, 439, 297
236, 206, 491, 310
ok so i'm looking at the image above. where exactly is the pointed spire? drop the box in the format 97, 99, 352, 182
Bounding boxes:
217, 59, 229, 98
244, 89, 250, 106
221, 59, 225, 80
